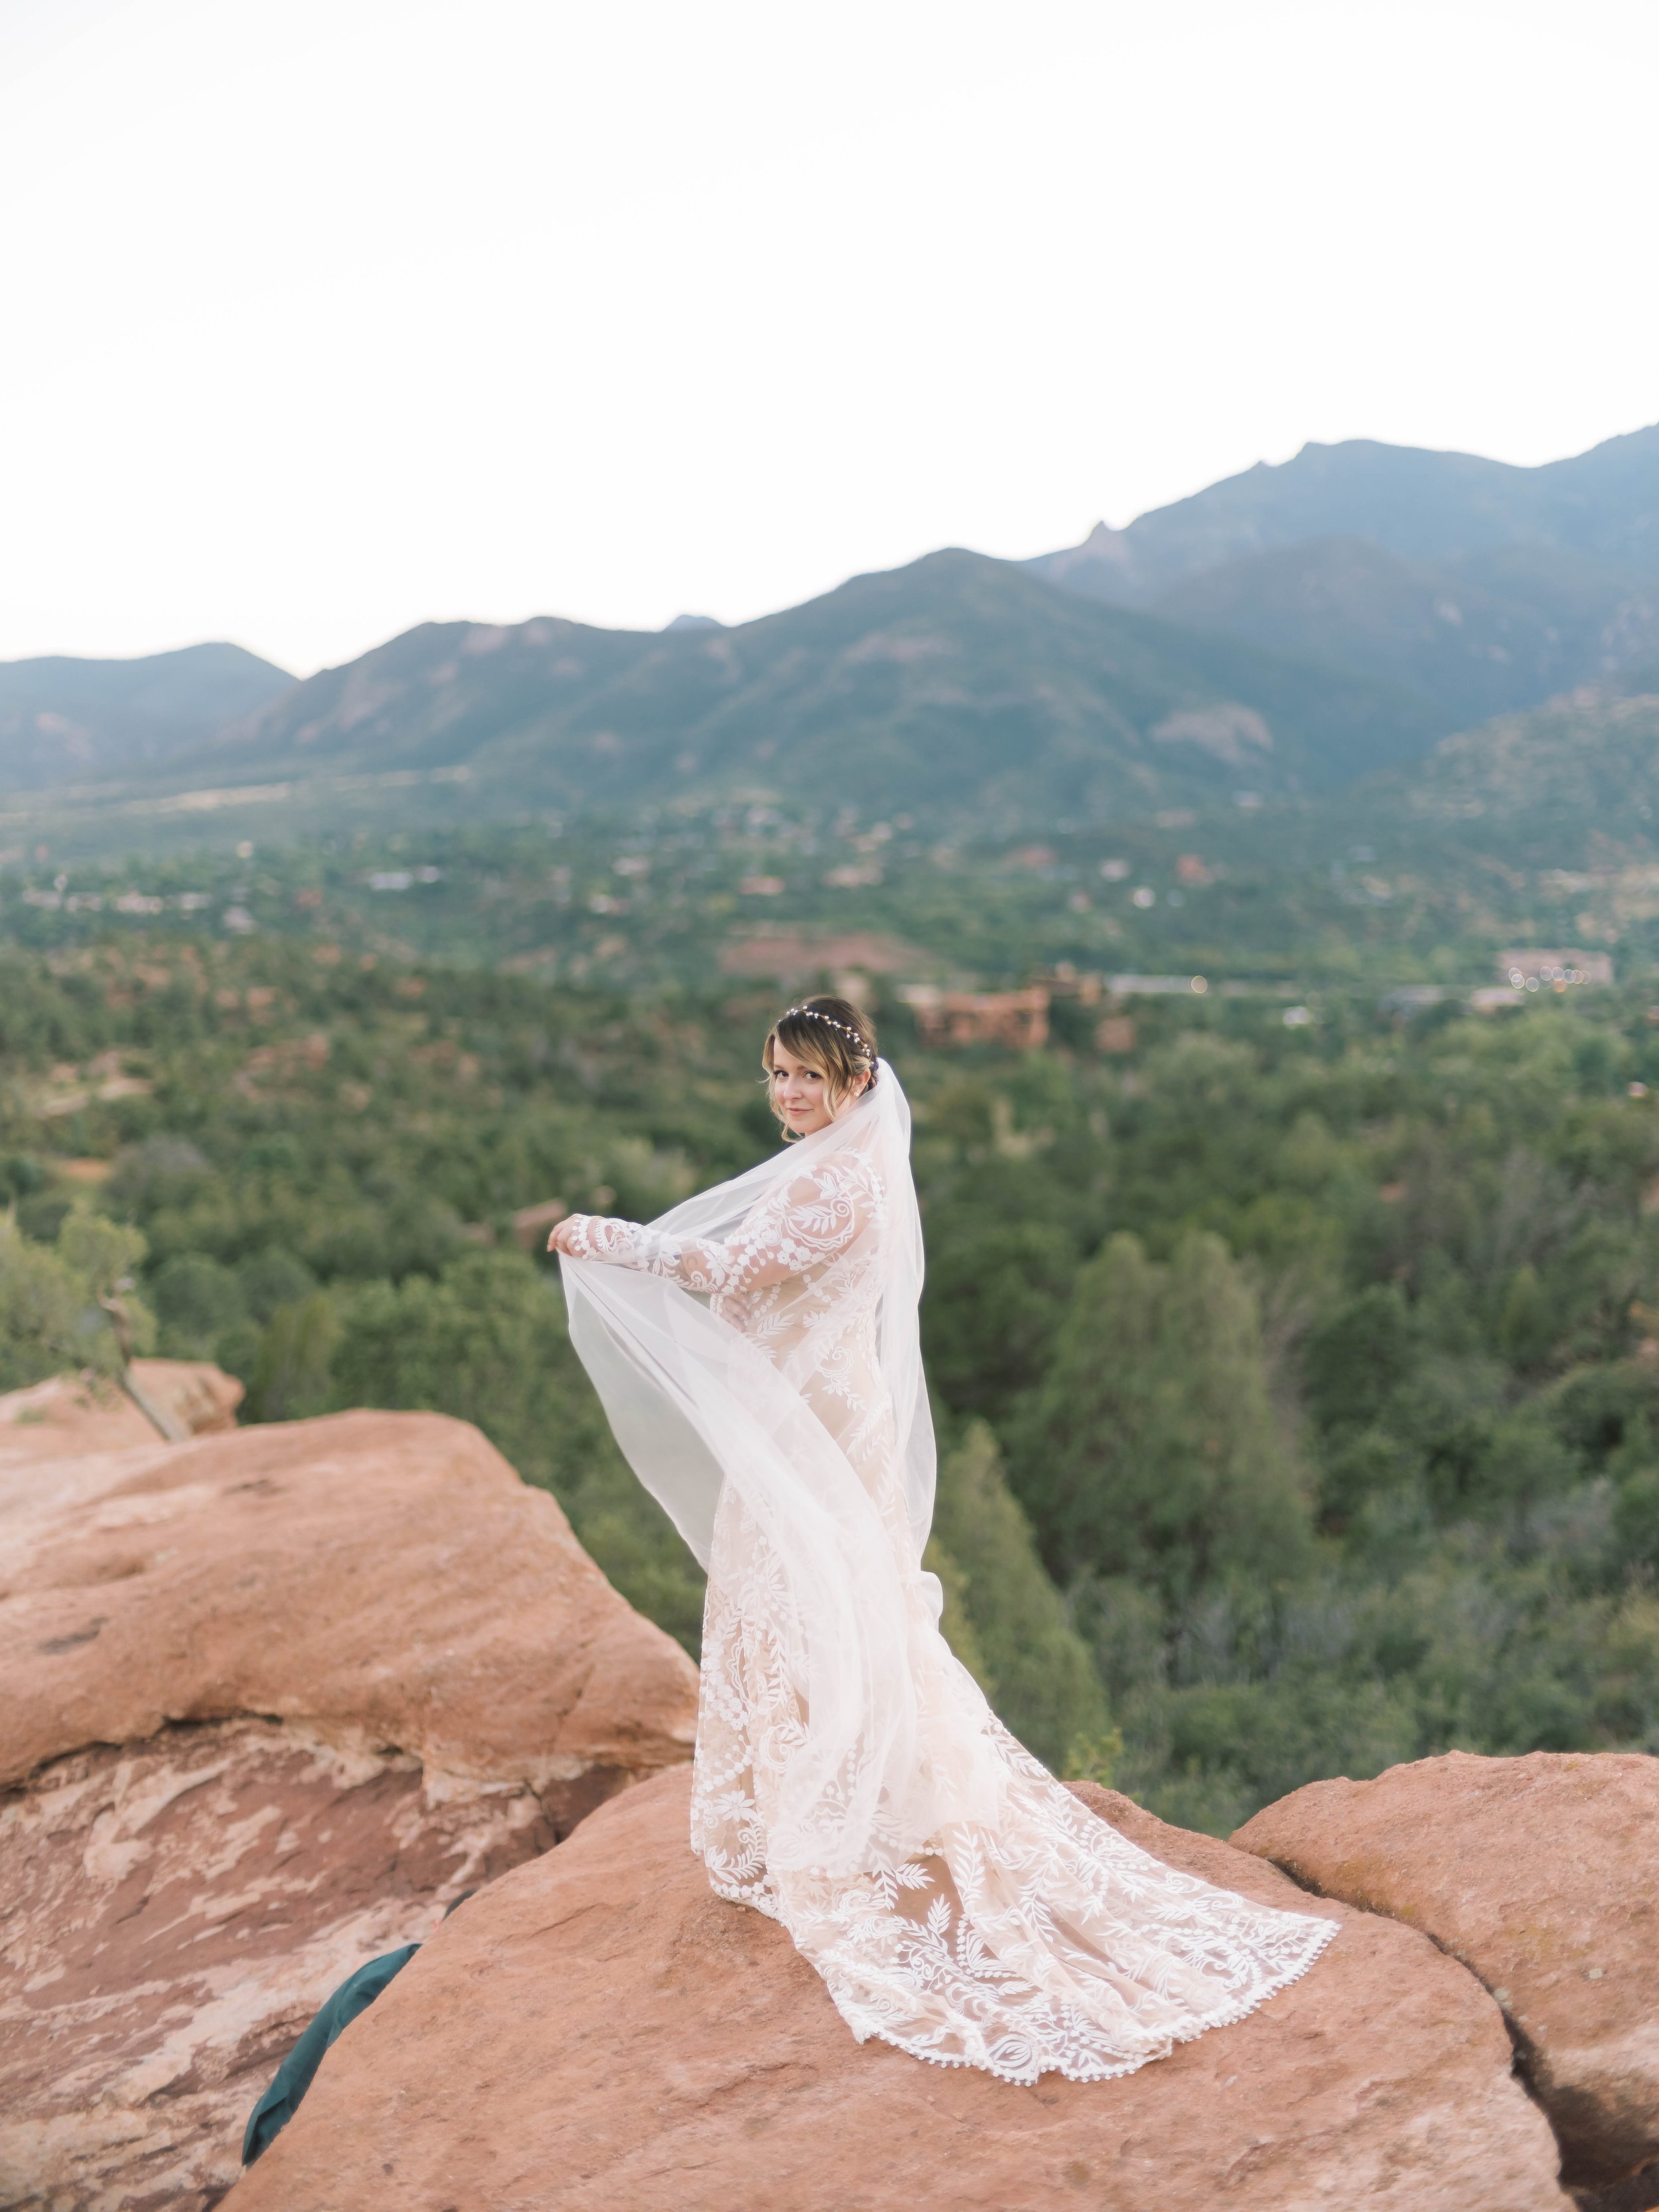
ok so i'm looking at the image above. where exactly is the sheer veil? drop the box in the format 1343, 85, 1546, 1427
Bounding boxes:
565, 1061, 932, 1567
563, 1063, 949, 1878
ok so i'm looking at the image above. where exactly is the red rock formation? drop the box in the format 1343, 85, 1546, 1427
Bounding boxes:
0, 1402, 698, 2212
2, 1719, 552, 2212
232, 1769, 1570, 2212
1, 1406, 697, 1791
0, 1358, 240, 1465
127, 1355, 246, 1438
10, 1375, 1642, 2209
1234, 1750, 1659, 2195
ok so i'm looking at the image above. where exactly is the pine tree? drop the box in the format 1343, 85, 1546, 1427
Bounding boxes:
1015, 1230, 1314, 1604
927, 1419, 1112, 1769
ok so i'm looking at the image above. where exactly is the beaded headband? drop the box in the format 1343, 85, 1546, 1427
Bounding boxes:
780, 1005, 871, 1050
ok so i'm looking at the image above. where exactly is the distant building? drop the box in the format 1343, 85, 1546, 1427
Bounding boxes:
1042, 965, 1104, 1004
719, 929, 930, 986
1496, 948, 1613, 989
1105, 974, 1209, 996
899, 986, 1050, 1049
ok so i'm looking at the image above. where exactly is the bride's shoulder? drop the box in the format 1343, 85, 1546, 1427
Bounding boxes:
785, 1147, 885, 1211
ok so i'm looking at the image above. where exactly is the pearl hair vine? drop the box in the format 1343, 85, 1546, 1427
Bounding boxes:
781, 1005, 869, 1048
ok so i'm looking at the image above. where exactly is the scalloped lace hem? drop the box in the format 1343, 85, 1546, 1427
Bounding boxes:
834, 1910, 1340, 2085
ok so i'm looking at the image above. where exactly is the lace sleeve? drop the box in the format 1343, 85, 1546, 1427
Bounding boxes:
562, 1159, 879, 1296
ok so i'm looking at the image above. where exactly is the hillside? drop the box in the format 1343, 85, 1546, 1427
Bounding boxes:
1367, 684, 1659, 857
180, 551, 1437, 830
1149, 538, 1659, 733
1026, 423, 1659, 605
0, 643, 294, 792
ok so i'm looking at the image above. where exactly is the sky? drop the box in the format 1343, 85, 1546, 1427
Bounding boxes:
1, 0, 1656, 677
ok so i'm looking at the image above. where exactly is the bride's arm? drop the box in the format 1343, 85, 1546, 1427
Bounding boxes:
550, 1162, 875, 1292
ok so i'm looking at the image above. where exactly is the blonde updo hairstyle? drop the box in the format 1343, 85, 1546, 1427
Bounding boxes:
762, 994, 879, 1137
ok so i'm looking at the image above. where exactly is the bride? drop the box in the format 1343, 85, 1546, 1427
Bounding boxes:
550, 994, 1336, 2082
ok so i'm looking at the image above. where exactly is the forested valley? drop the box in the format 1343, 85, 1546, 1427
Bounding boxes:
6, 917, 1658, 1834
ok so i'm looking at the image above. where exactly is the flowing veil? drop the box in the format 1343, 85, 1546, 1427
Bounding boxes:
566, 1059, 933, 1566
563, 1065, 955, 1878
562, 1060, 1338, 2079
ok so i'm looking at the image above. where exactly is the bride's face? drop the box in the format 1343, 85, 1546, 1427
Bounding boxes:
768, 1041, 866, 1138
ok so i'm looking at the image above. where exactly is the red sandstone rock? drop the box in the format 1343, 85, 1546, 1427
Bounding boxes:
1, 1406, 698, 1789
129, 1357, 245, 1436
0, 1405, 699, 2211
0, 1718, 553, 2212
1234, 1750, 1659, 2192
0, 1359, 240, 1466
232, 1768, 1570, 2212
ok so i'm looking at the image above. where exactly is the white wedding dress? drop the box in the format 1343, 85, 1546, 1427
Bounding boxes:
560, 1063, 1336, 2082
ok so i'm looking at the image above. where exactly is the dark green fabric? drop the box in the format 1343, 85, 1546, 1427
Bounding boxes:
242, 1944, 419, 2165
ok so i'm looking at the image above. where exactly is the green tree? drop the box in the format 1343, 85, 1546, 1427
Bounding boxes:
922, 1220, 1076, 1422
1015, 1230, 1314, 1602
246, 1293, 340, 1422
0, 1209, 154, 1391
1499, 1264, 1553, 1370
1303, 1283, 1417, 1434
0, 1214, 97, 1391
1615, 1467, 1659, 1570
151, 1252, 248, 1357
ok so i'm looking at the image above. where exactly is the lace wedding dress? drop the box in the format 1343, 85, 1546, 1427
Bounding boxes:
561, 1063, 1336, 2082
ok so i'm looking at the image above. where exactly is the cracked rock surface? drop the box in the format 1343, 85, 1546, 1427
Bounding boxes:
1234, 1750, 1659, 2197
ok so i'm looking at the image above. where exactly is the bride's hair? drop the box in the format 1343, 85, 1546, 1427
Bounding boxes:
763, 995, 879, 1132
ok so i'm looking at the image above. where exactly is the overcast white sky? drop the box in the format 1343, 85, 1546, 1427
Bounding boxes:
1, 0, 1656, 676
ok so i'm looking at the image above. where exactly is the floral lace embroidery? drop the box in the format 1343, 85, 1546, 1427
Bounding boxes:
561, 1154, 884, 1356
689, 1495, 1336, 2083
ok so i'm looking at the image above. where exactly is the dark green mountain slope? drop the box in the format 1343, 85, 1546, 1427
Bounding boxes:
0, 644, 294, 791
1029, 423, 1659, 605
195, 551, 1437, 829
208, 613, 657, 772
1151, 537, 1659, 732
1317, 684, 1659, 887
1386, 686, 1659, 848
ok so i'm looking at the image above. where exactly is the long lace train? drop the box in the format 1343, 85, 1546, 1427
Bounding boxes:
691, 1483, 1336, 2083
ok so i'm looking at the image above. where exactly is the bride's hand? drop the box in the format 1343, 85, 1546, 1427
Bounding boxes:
547, 1216, 585, 1256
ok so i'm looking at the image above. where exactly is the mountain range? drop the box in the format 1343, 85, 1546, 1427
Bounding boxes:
179, 551, 1432, 828
2, 423, 1656, 837
1028, 423, 1659, 595
1027, 425, 1659, 734
0, 643, 292, 791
